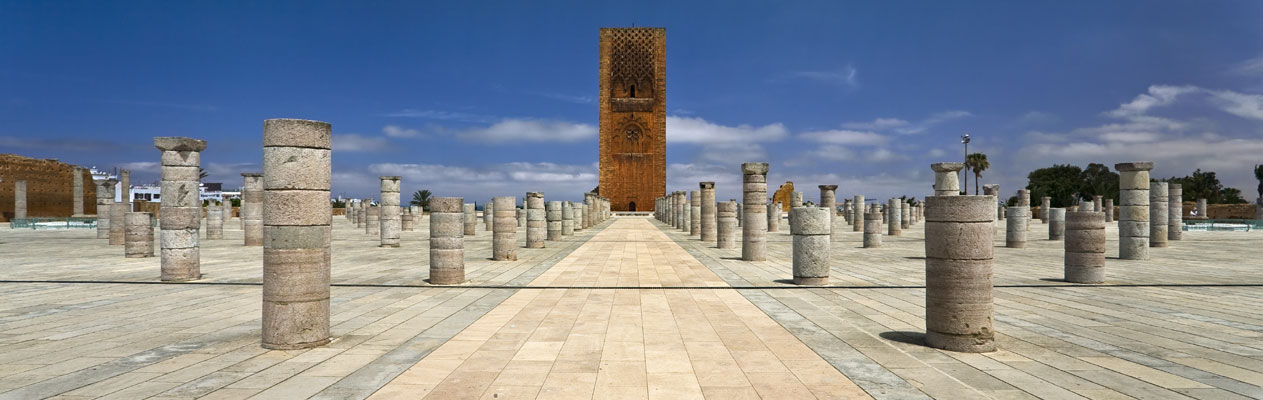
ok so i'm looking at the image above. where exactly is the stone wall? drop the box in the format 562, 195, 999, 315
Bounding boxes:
0, 154, 97, 221
772, 181, 795, 212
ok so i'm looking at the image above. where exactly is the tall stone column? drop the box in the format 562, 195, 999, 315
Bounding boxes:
700, 182, 716, 241
356, 200, 367, 228
207, 205, 224, 239
546, 201, 562, 241
430, 197, 464, 285
852, 195, 865, 232
742, 163, 769, 261
13, 180, 25, 219
791, 207, 829, 285
690, 191, 701, 236
1065, 210, 1106, 284
575, 204, 585, 232
931, 162, 964, 196
485, 199, 495, 232
562, 201, 574, 236
463, 203, 477, 236
493, 196, 517, 261
1149, 181, 1168, 248
120, 169, 131, 211
676, 191, 685, 229
1104, 198, 1114, 222
901, 201, 911, 230
863, 211, 882, 248
889, 198, 902, 237
767, 202, 780, 233
378, 177, 401, 247
1168, 184, 1182, 241
261, 119, 331, 350
223, 197, 232, 226
242, 173, 264, 246
96, 179, 117, 239
680, 192, 690, 232
819, 185, 837, 240
1195, 198, 1208, 220
717, 200, 738, 249
1048, 208, 1065, 241
924, 194, 996, 353
526, 192, 545, 248
582, 193, 592, 228
1018, 189, 1031, 230
125, 212, 154, 258
1037, 197, 1050, 223
365, 205, 380, 235
155, 137, 205, 282
1006, 207, 1027, 248
72, 167, 84, 216
1116, 162, 1154, 260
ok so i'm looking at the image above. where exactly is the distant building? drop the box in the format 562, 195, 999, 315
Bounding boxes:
130, 182, 235, 204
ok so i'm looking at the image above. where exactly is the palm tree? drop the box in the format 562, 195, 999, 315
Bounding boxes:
410, 189, 432, 210
964, 153, 990, 195
198, 167, 209, 180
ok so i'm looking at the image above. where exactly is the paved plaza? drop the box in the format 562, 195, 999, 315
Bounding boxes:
1, 215, 1262, 399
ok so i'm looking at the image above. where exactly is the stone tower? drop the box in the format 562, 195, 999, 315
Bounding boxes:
598, 27, 666, 212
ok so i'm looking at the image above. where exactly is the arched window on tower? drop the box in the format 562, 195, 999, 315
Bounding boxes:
629, 85, 636, 98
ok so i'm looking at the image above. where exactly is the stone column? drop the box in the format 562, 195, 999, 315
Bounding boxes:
260, 119, 330, 350
1018, 189, 1031, 230
365, 205, 380, 236
562, 201, 575, 236
125, 212, 154, 258
889, 198, 902, 237
700, 182, 716, 241
356, 200, 367, 228
155, 137, 205, 282
983, 184, 1000, 221
72, 167, 84, 216
462, 203, 477, 236
485, 199, 495, 232
1048, 208, 1065, 241
1039, 197, 1050, 223
222, 197, 232, 226
379, 176, 401, 247
690, 191, 701, 236
767, 202, 780, 232
492, 197, 517, 260
1093, 195, 1103, 212
924, 195, 996, 353
931, 162, 964, 196
1168, 184, 1182, 241
575, 203, 585, 232
901, 201, 911, 230
546, 200, 562, 241
120, 169, 131, 210
677, 191, 686, 229
582, 193, 592, 228
242, 173, 264, 246
852, 195, 865, 232
96, 179, 117, 239
401, 209, 414, 232
863, 211, 882, 248
430, 197, 464, 285
1149, 181, 1168, 248
108, 202, 126, 244
1116, 162, 1154, 260
791, 191, 803, 208
681, 192, 691, 232
791, 207, 829, 285
1195, 198, 1208, 220
13, 180, 25, 219
819, 185, 837, 240
1006, 207, 1027, 248
717, 200, 738, 249
742, 163, 769, 261
526, 192, 545, 248
1065, 210, 1106, 284
1103, 199, 1114, 223
517, 203, 526, 228
207, 205, 224, 239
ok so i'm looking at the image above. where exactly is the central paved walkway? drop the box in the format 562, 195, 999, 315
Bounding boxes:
371, 218, 870, 399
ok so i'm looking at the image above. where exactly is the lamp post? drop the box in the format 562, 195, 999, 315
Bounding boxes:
961, 133, 971, 195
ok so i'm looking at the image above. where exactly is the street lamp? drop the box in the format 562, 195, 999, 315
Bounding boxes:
961, 133, 970, 194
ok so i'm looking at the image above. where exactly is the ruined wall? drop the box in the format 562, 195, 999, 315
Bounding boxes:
772, 181, 795, 211
0, 154, 97, 221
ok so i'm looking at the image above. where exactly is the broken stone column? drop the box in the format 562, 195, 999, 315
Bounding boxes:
852, 195, 865, 232
1168, 184, 1182, 241
889, 198, 902, 237
742, 163, 769, 261
517, 203, 526, 228
791, 191, 803, 208
365, 205, 380, 236
1104, 199, 1114, 222
767, 202, 780, 232
1039, 197, 1051, 223
379, 176, 401, 247
924, 194, 996, 353
155, 137, 205, 282
429, 197, 464, 285
526, 192, 545, 248
356, 200, 367, 228
1065, 210, 1106, 284
690, 191, 701, 236
1116, 162, 1154, 260
1195, 198, 1208, 220
485, 199, 495, 232
1018, 189, 1031, 230
1006, 207, 1027, 248
582, 193, 592, 228
931, 162, 964, 196
575, 203, 585, 232
791, 207, 829, 285
819, 185, 837, 240
462, 203, 477, 236
96, 179, 117, 239
207, 205, 224, 239
1093, 195, 1103, 212
983, 184, 1000, 222
700, 182, 716, 242
901, 201, 911, 230
13, 180, 25, 219
680, 192, 691, 232
493, 196, 517, 261
676, 191, 686, 229
401, 209, 414, 232
125, 212, 154, 258
260, 119, 331, 350
863, 211, 882, 248
562, 201, 575, 236
242, 173, 263, 246
73, 167, 84, 216
717, 200, 738, 249
1149, 181, 1168, 248
1048, 208, 1065, 241
546, 200, 562, 241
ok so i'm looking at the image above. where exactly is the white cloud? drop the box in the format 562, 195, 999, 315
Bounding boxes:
458, 119, 596, 144
784, 65, 859, 87
116, 161, 160, 173
346, 162, 600, 202
382, 125, 421, 138
798, 129, 887, 145
666, 116, 788, 144
1208, 90, 1263, 120
805, 145, 856, 161
867, 148, 904, 162
383, 109, 498, 123
1106, 85, 1199, 118
926, 148, 947, 158
841, 118, 910, 131
1228, 55, 1263, 77
837, 111, 973, 135
697, 143, 767, 164
332, 134, 390, 152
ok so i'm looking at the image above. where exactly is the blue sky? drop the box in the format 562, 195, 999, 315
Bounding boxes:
2, 1, 1261, 204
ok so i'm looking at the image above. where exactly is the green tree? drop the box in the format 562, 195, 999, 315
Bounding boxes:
964, 153, 989, 195
410, 189, 432, 209
198, 167, 209, 180
898, 195, 918, 206
1026, 164, 1082, 208
1254, 164, 1263, 200
1078, 163, 1119, 203
1166, 169, 1246, 204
